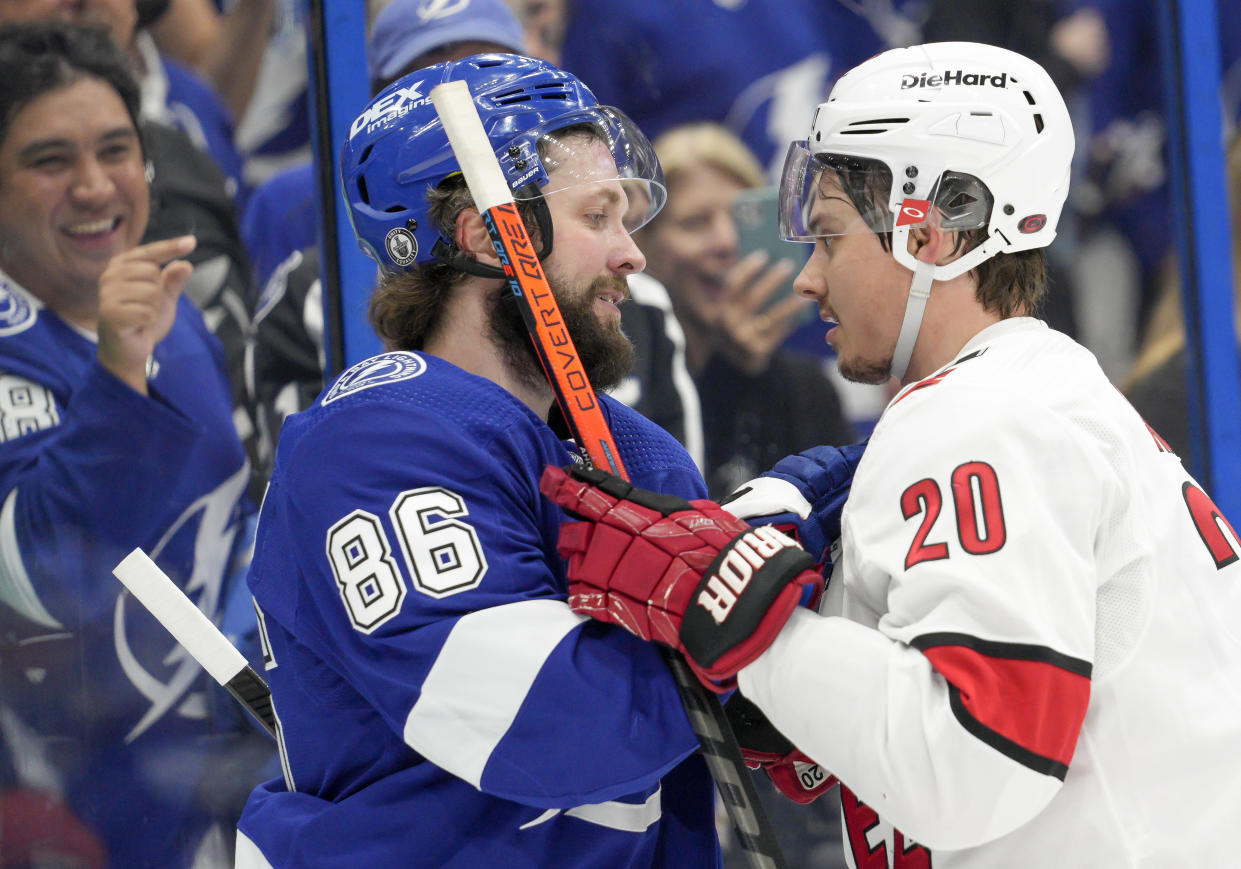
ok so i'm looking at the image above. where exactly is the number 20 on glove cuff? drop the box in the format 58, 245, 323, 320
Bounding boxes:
766, 753, 838, 805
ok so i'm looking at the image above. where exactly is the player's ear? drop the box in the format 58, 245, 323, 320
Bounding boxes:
454, 207, 501, 268
908, 223, 962, 267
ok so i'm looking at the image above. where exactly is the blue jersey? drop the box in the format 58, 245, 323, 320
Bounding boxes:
240, 162, 316, 287
0, 273, 255, 865
163, 58, 247, 204
237, 352, 720, 868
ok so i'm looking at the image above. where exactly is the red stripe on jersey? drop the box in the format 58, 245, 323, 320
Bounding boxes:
892, 367, 957, 406
1145, 422, 1173, 453
893, 348, 988, 406
921, 643, 1089, 770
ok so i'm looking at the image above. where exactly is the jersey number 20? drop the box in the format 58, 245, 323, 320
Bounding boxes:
901, 466, 1240, 572
901, 461, 1007, 570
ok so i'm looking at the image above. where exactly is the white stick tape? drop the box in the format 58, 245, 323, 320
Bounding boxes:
112, 548, 247, 686
430, 79, 513, 213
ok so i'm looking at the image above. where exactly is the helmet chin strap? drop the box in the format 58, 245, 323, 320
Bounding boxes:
886, 224, 1002, 381
888, 259, 936, 382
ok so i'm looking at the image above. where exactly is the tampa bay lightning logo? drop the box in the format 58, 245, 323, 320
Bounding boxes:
0, 279, 36, 336
117, 464, 249, 742
323, 352, 427, 404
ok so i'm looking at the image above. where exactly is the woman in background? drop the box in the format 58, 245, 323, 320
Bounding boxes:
639, 122, 856, 499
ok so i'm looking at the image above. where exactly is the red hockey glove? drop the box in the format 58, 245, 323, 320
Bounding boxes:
540, 464, 823, 692
764, 751, 837, 804
724, 693, 837, 804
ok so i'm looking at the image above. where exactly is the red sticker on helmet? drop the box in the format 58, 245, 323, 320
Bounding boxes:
896, 199, 931, 226
1018, 214, 1047, 233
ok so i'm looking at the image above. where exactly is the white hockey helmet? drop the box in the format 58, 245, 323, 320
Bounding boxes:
778, 42, 1075, 377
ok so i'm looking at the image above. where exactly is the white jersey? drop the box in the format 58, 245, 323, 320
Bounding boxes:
739, 317, 1241, 868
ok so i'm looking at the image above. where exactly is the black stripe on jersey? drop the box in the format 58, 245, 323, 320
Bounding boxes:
945, 686, 1071, 780
910, 632, 1093, 677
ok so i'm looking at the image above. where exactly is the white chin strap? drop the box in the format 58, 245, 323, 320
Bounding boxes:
886, 225, 1009, 381
889, 259, 936, 382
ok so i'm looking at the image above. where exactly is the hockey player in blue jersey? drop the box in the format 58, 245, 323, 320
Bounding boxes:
0, 21, 258, 867
234, 54, 722, 868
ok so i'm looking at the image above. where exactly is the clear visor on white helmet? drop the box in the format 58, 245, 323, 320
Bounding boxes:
777, 140, 993, 243
510, 106, 667, 233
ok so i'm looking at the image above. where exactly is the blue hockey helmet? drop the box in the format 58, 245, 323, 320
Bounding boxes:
340, 53, 666, 272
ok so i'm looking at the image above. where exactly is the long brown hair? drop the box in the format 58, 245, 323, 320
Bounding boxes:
368, 177, 474, 351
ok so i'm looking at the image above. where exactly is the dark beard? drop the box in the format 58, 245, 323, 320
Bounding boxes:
487, 274, 635, 395
838, 354, 894, 385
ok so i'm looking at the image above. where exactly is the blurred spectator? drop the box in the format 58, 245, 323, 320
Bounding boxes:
511, 0, 567, 64
1072, 0, 1240, 377
557, 0, 916, 179
244, 1, 703, 489
152, 0, 310, 190
0, 1, 244, 199
7, 0, 248, 204
1122, 132, 1241, 460
639, 123, 857, 500
920, 0, 1109, 92
232, 0, 308, 189
131, 0, 247, 204
236, 153, 315, 292
0, 0, 260, 501
146, 0, 274, 122
0, 21, 265, 866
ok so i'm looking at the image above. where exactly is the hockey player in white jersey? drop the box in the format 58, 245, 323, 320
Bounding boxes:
541, 41, 1241, 867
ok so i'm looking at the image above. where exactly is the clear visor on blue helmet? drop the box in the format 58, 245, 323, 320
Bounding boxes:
777, 140, 990, 242
495, 105, 666, 232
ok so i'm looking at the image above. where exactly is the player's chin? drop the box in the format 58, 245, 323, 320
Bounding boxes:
837, 352, 892, 385
583, 336, 635, 392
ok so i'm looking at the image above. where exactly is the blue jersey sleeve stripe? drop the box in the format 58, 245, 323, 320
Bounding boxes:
233, 830, 274, 869
403, 598, 587, 787
564, 786, 663, 832
518, 787, 664, 834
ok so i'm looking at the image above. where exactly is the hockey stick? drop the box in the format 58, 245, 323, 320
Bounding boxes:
431, 80, 788, 869
112, 548, 276, 739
